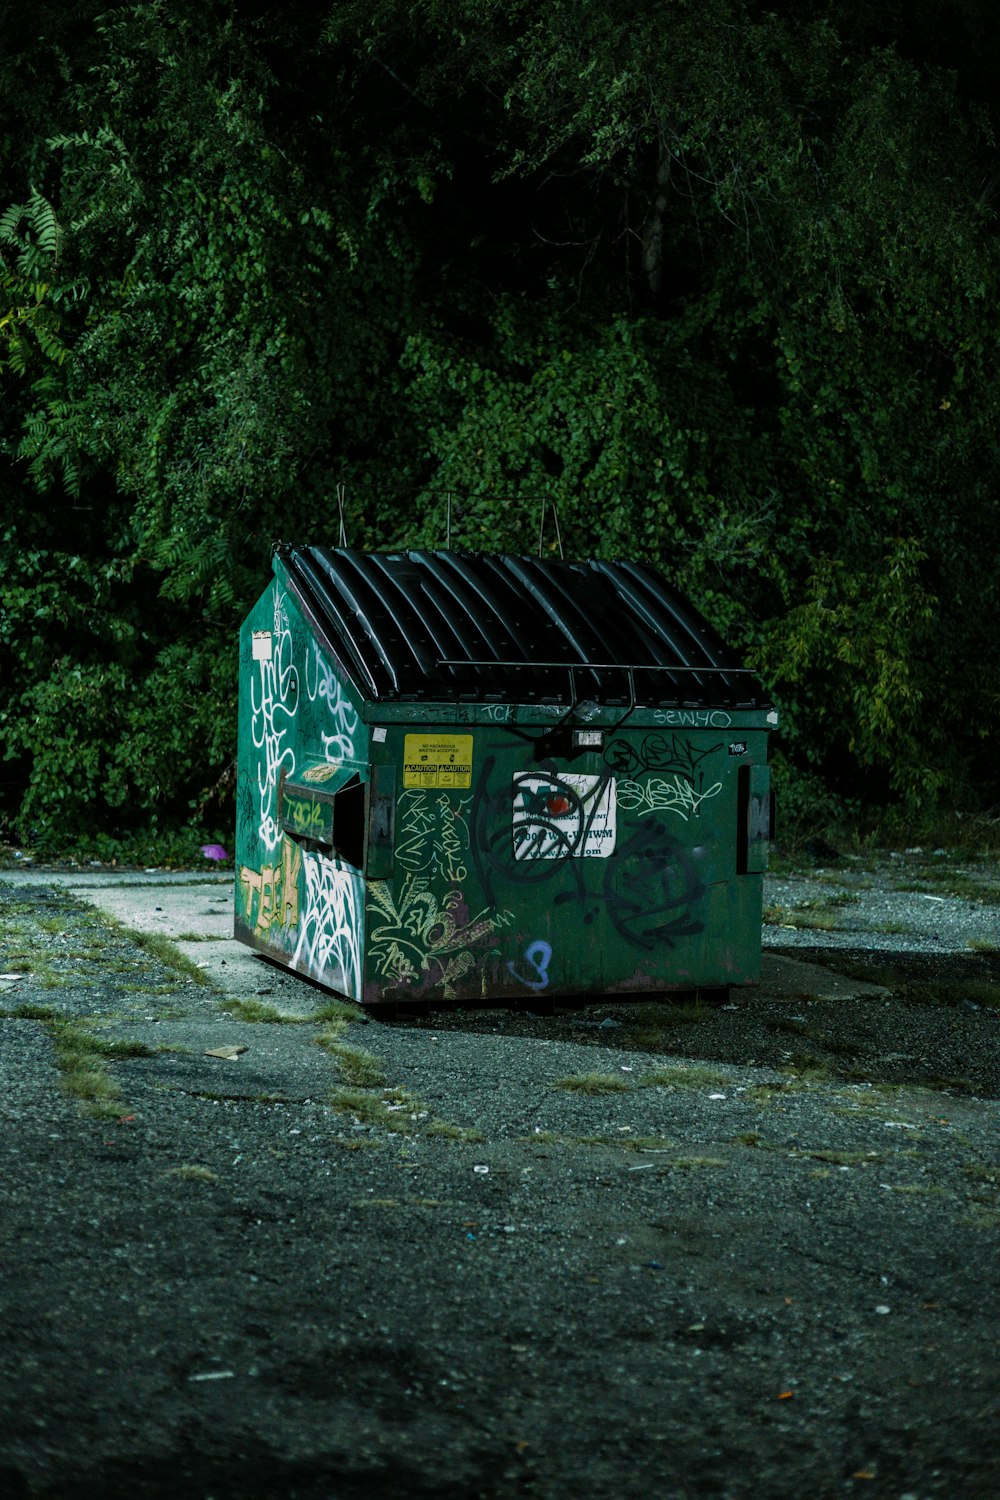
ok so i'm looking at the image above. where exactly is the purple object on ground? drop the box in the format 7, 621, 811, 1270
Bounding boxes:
200, 844, 229, 862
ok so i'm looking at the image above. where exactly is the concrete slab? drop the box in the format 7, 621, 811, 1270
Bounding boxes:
758, 951, 890, 1002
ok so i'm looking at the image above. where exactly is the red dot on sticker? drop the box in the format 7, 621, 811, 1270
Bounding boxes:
546, 795, 571, 816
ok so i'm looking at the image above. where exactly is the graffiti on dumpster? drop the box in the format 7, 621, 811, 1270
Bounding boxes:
600, 821, 706, 950
396, 789, 472, 883
603, 733, 722, 780
292, 849, 363, 996
507, 939, 552, 991
305, 638, 360, 763
368, 875, 513, 998
651, 708, 732, 729
239, 835, 303, 934
250, 601, 299, 854
616, 774, 722, 822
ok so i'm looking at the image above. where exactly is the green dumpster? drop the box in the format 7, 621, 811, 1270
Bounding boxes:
234, 545, 777, 1006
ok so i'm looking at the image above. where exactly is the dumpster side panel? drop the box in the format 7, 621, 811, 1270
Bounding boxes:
362, 721, 771, 1005
235, 577, 367, 998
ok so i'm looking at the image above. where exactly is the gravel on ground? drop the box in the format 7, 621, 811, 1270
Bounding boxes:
0, 852, 998, 1500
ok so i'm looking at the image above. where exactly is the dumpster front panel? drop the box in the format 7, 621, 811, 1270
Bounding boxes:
361, 718, 772, 1006
235, 577, 368, 998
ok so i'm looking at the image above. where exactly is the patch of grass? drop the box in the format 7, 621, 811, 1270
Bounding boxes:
314, 999, 362, 1025
886, 1183, 947, 1197
174, 932, 215, 942
962, 1162, 1000, 1185
10, 1002, 59, 1021
771, 1018, 864, 1059
968, 940, 1000, 955
604, 1134, 675, 1153
121, 927, 214, 986
964, 1209, 1000, 1229
780, 1055, 847, 1083
166, 1165, 219, 1183
323, 1042, 386, 1088
0, 952, 64, 988
868, 920, 911, 936
924, 979, 1000, 1010
37, 916, 68, 935
15, 1011, 153, 1117
830, 1082, 918, 1107
920, 1073, 979, 1094
640, 1064, 734, 1090
763, 903, 845, 931
657, 1156, 727, 1171
744, 1082, 796, 1104
329, 1086, 428, 1131
551, 1072, 634, 1095
58, 1066, 120, 1110
220, 998, 310, 1023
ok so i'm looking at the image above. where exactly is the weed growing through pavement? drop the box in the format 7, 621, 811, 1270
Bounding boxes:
314, 999, 364, 1026
640, 1064, 735, 1090
220, 998, 311, 1023
328, 1086, 428, 1131
0, 950, 64, 988
551, 1073, 634, 1095
657, 1156, 727, 1171
107, 923, 214, 987
763, 903, 845, 931
319, 1041, 386, 1088
11, 1005, 153, 1118
36, 916, 68, 936
886, 1184, 947, 1197
166, 1165, 219, 1183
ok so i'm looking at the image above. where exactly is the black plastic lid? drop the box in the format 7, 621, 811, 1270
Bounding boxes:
276, 545, 770, 710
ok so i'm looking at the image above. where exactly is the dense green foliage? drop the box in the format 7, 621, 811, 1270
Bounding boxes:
2, 0, 999, 852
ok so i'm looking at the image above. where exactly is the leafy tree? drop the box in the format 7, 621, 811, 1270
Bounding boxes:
1, 0, 998, 849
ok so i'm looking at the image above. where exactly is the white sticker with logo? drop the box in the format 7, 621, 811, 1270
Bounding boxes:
512, 773, 617, 860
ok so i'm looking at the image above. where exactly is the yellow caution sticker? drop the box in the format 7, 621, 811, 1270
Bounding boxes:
403, 734, 473, 789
